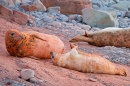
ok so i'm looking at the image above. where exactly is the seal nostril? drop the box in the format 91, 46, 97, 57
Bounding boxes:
10, 32, 15, 36
50, 52, 55, 58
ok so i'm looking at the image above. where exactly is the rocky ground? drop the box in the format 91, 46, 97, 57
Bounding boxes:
0, 0, 130, 86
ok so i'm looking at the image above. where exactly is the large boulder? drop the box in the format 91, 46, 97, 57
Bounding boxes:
40, 0, 92, 14
82, 8, 118, 28
111, 1, 130, 11
0, 5, 13, 21
12, 10, 29, 25
33, 0, 46, 11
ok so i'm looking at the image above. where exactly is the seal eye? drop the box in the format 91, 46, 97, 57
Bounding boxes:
10, 32, 15, 37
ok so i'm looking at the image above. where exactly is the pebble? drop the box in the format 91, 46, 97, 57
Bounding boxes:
20, 69, 34, 80
43, 15, 53, 22
88, 78, 97, 82
30, 77, 43, 83
76, 15, 82, 22
52, 21, 61, 28
60, 15, 69, 22
80, 24, 91, 30
71, 20, 77, 25
47, 6, 60, 13
69, 15, 77, 20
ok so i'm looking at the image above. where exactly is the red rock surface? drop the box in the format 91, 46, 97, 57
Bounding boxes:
0, 5, 13, 21
21, 4, 38, 12
12, 10, 29, 25
40, 0, 92, 14
0, 18, 130, 86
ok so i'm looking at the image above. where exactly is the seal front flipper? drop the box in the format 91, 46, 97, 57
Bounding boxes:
31, 34, 48, 41
69, 34, 93, 43
26, 31, 48, 41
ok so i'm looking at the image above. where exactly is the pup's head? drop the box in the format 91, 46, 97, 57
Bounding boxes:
5, 29, 25, 43
50, 52, 59, 65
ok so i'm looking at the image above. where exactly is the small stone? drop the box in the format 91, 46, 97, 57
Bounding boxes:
52, 21, 61, 28
20, 69, 34, 80
88, 78, 97, 82
43, 15, 53, 22
47, 6, 60, 13
128, 5, 130, 11
33, 0, 46, 11
92, 5, 100, 10
28, 19, 34, 24
124, 11, 130, 18
60, 15, 69, 22
76, 15, 82, 22
80, 25, 91, 30
71, 20, 77, 25
21, 0, 32, 4
69, 15, 77, 20
30, 77, 43, 83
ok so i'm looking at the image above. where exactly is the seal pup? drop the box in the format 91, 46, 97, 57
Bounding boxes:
50, 43, 127, 76
5, 29, 64, 59
70, 27, 130, 48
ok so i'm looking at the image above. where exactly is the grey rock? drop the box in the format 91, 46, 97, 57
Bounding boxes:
20, 69, 34, 80
76, 15, 82, 22
52, 21, 61, 28
71, 20, 77, 25
33, 0, 46, 11
30, 77, 43, 84
111, 1, 130, 11
124, 11, 130, 18
60, 15, 69, 22
68, 15, 77, 20
82, 8, 118, 28
43, 15, 53, 22
47, 6, 60, 13
92, 5, 100, 9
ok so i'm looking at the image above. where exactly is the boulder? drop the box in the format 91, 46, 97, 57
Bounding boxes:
33, 0, 46, 11
3, 0, 15, 7
21, 4, 38, 11
40, 0, 92, 14
47, 6, 60, 13
111, 1, 130, 11
0, 5, 13, 21
12, 10, 29, 25
82, 8, 118, 28
12, 0, 21, 5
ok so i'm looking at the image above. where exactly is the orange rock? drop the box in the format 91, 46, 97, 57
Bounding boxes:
40, 0, 92, 14
5, 29, 64, 59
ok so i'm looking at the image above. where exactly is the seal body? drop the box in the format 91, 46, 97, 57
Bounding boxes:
50, 44, 127, 76
5, 29, 64, 59
70, 27, 130, 48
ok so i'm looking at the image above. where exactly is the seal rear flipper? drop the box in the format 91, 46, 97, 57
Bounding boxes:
115, 68, 127, 76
